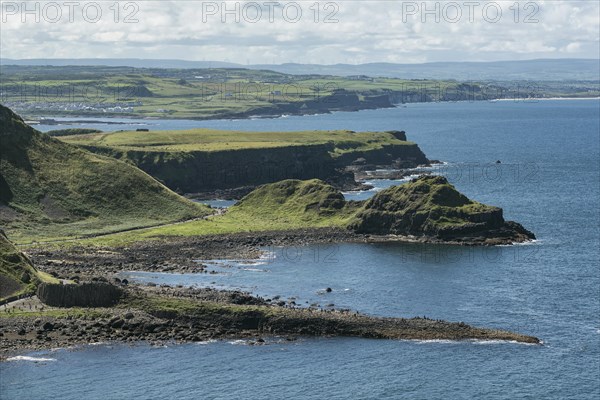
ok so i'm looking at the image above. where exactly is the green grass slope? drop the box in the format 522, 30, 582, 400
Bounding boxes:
228, 179, 360, 226
0, 104, 211, 243
70, 179, 360, 246
0, 230, 58, 301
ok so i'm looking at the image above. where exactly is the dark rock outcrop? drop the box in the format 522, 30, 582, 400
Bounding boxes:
386, 130, 407, 141
37, 282, 123, 307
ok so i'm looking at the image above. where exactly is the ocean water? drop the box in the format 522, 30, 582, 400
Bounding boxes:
3, 100, 599, 399
192, 199, 238, 208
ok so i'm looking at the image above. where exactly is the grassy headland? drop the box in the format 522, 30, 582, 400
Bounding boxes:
59, 128, 413, 153
59, 128, 428, 193
349, 175, 535, 243
1, 105, 532, 246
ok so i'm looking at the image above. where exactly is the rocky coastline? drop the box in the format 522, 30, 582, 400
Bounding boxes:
0, 283, 540, 359
25, 227, 534, 283
0, 227, 541, 358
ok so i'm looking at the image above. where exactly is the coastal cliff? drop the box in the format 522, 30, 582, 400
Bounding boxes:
81, 143, 354, 193
63, 130, 429, 194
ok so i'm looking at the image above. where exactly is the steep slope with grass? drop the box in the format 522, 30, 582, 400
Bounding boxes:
0, 104, 211, 243
349, 175, 535, 244
61, 129, 429, 193
0, 230, 57, 301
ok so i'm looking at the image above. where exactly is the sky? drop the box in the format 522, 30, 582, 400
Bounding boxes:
1, 0, 598, 64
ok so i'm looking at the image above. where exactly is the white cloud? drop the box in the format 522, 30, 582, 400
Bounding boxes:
0, 0, 598, 63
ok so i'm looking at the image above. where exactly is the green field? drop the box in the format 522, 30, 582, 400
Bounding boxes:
0, 65, 492, 119
60, 128, 415, 153
45, 179, 359, 247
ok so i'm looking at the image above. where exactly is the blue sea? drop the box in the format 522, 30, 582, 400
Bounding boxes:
3, 99, 599, 399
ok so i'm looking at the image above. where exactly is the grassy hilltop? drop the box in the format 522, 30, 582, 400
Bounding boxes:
349, 175, 534, 243
0, 104, 211, 243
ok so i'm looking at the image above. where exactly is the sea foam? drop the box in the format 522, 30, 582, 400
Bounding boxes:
6, 355, 57, 362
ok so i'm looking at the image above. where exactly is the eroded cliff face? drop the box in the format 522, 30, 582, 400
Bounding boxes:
334, 142, 429, 169
80, 141, 429, 194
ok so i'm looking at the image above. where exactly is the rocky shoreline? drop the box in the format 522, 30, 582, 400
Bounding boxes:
25, 227, 534, 282
0, 283, 540, 359
0, 227, 541, 358
27, 228, 364, 278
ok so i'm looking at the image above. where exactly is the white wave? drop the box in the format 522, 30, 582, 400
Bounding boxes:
495, 97, 599, 102
241, 268, 267, 272
196, 339, 218, 345
397, 173, 422, 182
471, 339, 538, 345
228, 339, 249, 345
498, 239, 540, 247
259, 251, 276, 260
6, 355, 57, 362
412, 339, 458, 344
236, 261, 267, 267
342, 189, 371, 196
410, 338, 540, 346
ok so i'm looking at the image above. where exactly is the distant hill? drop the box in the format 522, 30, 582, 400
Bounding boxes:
0, 104, 210, 243
3, 58, 598, 81
252, 59, 600, 81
